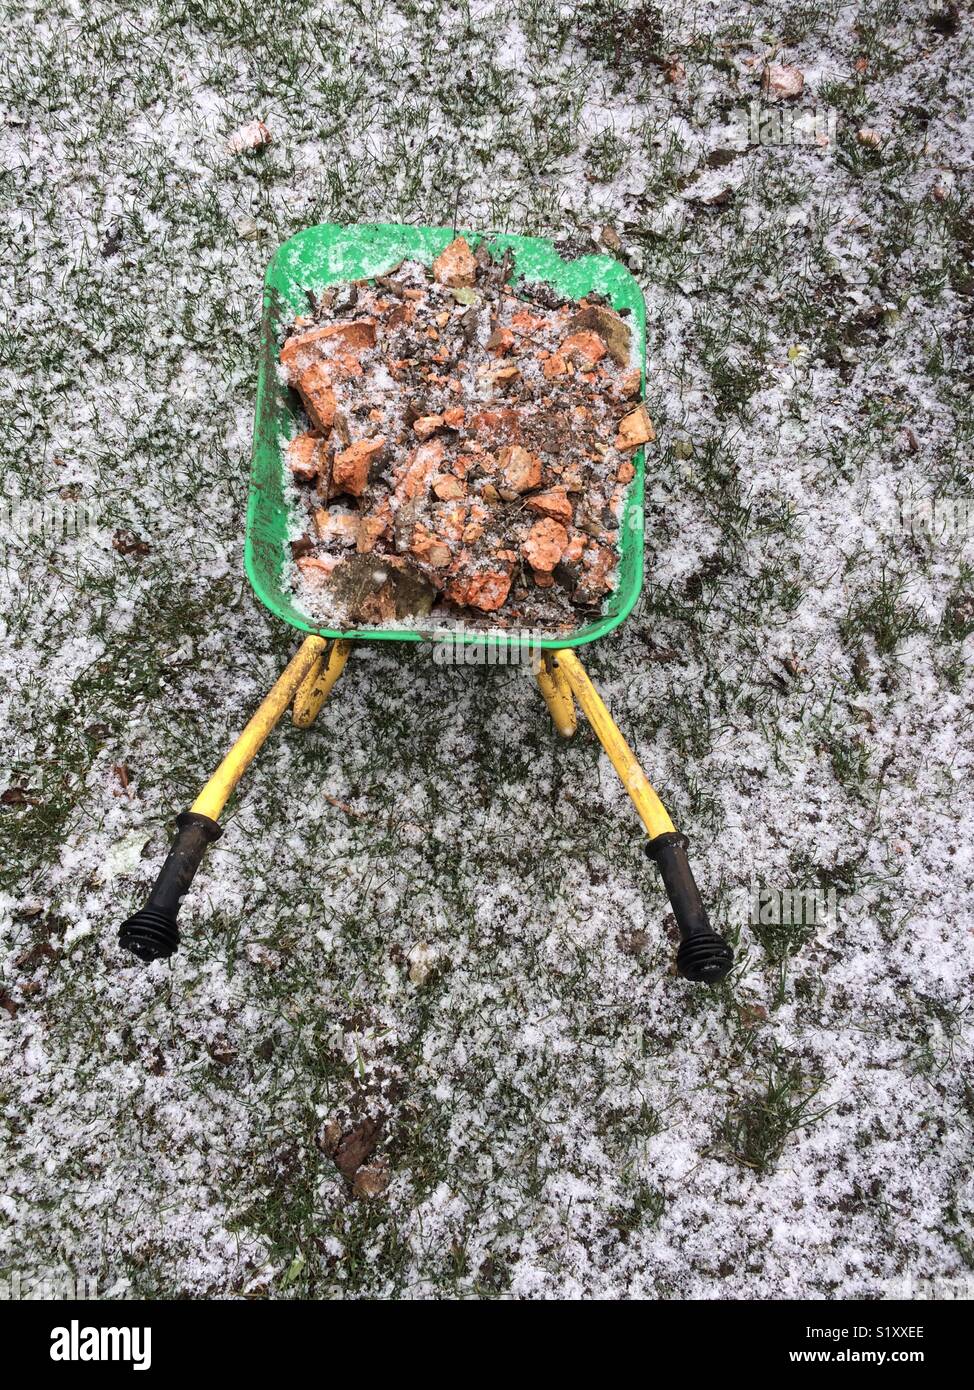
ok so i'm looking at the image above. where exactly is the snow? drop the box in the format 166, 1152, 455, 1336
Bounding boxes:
0, 0, 972, 1301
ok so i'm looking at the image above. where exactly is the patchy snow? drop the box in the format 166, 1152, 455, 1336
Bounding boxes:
0, 0, 972, 1300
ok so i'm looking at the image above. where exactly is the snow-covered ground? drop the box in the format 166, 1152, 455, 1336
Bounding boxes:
1, 0, 972, 1298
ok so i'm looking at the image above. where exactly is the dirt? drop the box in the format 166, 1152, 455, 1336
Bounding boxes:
281, 237, 647, 633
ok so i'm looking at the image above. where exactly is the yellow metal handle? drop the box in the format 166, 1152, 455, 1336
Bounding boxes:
552, 648, 675, 840
191, 636, 327, 821
551, 649, 733, 981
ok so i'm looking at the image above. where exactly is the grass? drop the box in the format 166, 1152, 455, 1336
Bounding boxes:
718, 1045, 831, 1175
0, 0, 972, 1301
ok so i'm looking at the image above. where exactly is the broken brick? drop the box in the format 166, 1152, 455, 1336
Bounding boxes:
445, 563, 514, 612
395, 438, 446, 503
510, 309, 546, 333
313, 510, 360, 547
280, 321, 375, 385
227, 120, 272, 155
432, 474, 466, 501
523, 518, 569, 573
432, 236, 478, 288
526, 486, 572, 524
413, 414, 444, 440
410, 524, 453, 569
568, 305, 632, 366
576, 543, 617, 602
487, 327, 516, 356
469, 408, 521, 442
498, 445, 541, 494
563, 532, 587, 565
297, 362, 337, 433
761, 63, 804, 100
619, 368, 642, 398
561, 330, 607, 368
542, 352, 569, 379
286, 431, 327, 483
357, 501, 392, 554
296, 555, 340, 585
332, 437, 385, 497
615, 405, 655, 451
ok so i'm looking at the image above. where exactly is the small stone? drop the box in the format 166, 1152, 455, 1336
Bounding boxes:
761, 64, 804, 100
327, 554, 435, 622
334, 1117, 383, 1180
317, 1119, 342, 1156
408, 942, 436, 985
353, 1162, 391, 1199
856, 127, 882, 148
227, 120, 272, 155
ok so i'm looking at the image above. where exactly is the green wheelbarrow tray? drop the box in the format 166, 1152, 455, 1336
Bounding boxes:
246, 221, 645, 651
118, 222, 734, 988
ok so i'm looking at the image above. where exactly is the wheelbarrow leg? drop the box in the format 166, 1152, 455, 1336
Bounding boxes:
536, 652, 577, 738
552, 648, 733, 984
119, 635, 329, 962
292, 639, 353, 728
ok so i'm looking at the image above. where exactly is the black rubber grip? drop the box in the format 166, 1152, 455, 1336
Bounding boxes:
119, 812, 222, 962
646, 832, 733, 983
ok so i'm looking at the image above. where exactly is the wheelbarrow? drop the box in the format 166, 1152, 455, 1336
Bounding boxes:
119, 223, 734, 985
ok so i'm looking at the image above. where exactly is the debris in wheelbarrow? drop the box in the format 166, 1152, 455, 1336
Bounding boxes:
118, 223, 733, 989
282, 236, 649, 634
